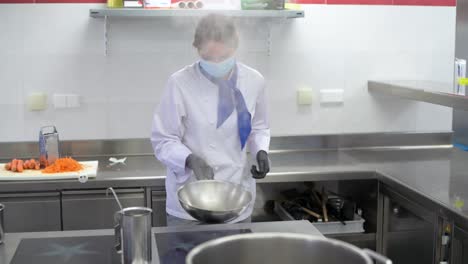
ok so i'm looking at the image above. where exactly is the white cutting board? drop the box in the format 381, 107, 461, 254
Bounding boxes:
0, 161, 98, 181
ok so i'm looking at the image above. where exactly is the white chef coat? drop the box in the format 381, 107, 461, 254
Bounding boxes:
151, 61, 270, 222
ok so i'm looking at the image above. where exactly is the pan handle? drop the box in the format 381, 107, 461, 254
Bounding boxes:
362, 249, 393, 264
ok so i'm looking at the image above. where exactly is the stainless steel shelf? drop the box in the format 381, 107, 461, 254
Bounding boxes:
368, 80, 468, 111
89, 8, 305, 18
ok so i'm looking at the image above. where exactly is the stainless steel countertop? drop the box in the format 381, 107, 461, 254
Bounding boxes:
0, 220, 321, 263
0, 148, 467, 223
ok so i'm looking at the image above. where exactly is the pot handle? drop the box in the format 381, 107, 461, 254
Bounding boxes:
114, 211, 122, 253
362, 249, 393, 264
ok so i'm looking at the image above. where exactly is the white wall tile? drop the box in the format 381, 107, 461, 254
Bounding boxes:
0, 4, 457, 142
107, 102, 154, 139
0, 5, 25, 55
22, 103, 108, 141
22, 4, 105, 56
0, 54, 23, 105
0, 104, 24, 141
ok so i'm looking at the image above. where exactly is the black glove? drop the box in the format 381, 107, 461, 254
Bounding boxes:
251, 150, 270, 179
186, 154, 214, 180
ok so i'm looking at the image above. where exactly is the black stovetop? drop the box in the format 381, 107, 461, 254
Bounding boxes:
155, 229, 252, 264
11, 236, 120, 264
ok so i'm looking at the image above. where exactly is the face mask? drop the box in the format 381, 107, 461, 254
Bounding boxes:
200, 57, 236, 78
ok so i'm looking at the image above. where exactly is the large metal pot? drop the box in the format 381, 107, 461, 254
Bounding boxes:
177, 180, 252, 223
186, 233, 392, 264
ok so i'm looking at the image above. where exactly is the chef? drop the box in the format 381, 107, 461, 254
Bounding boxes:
151, 14, 270, 226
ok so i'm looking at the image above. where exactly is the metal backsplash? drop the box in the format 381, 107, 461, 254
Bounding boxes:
0, 132, 452, 159
454, 0, 468, 146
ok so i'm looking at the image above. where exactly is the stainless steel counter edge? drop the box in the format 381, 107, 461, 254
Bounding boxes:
1, 151, 468, 229
0, 170, 378, 193
375, 170, 468, 230
0, 132, 452, 159
368, 80, 468, 110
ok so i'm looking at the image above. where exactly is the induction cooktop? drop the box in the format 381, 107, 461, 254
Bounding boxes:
11, 236, 120, 264
155, 229, 252, 264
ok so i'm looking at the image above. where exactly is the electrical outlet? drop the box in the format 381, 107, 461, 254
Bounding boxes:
320, 89, 344, 104
67, 95, 81, 108
53, 94, 67, 109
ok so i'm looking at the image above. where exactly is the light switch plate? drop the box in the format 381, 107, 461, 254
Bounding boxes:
297, 88, 313, 105
67, 94, 81, 108
27, 92, 48, 111
53, 94, 67, 109
320, 89, 344, 104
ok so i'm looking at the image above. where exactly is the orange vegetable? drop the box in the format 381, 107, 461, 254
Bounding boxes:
24, 160, 30, 169
35, 162, 40, 170
4, 163, 11, 171
42, 157, 83, 174
17, 160, 24, 173
29, 159, 36, 170
11, 159, 17, 172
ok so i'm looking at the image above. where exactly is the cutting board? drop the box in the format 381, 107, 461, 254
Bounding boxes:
0, 161, 98, 181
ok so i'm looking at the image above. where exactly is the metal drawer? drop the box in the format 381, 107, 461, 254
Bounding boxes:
152, 190, 166, 227
0, 192, 61, 232
62, 188, 145, 230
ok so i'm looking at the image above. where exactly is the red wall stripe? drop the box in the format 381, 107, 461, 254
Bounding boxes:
327, 0, 393, 4
35, 0, 106, 2
294, 0, 326, 4
0, 0, 456, 6
393, 0, 455, 5
0, 0, 34, 3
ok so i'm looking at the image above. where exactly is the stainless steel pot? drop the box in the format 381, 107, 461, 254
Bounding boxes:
186, 232, 392, 264
177, 180, 252, 223
114, 206, 153, 264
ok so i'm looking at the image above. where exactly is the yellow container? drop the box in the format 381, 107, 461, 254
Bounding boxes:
108, 0, 124, 8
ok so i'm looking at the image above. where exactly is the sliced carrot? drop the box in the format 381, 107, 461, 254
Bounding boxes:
17, 160, 24, 173
42, 157, 83, 173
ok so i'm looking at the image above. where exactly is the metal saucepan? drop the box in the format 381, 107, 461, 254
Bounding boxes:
177, 180, 252, 223
186, 232, 392, 264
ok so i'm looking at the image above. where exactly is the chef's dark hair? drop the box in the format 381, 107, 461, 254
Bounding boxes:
193, 14, 239, 50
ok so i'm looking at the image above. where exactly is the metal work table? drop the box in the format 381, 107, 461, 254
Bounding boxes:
0, 135, 467, 225
0, 220, 321, 264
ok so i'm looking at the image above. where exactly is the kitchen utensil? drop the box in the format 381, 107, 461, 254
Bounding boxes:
106, 187, 123, 211
114, 207, 152, 264
300, 206, 322, 219
177, 180, 252, 223
281, 200, 322, 220
321, 188, 329, 222
39, 126, 60, 168
275, 201, 365, 234
0, 204, 4, 245
186, 232, 392, 264
327, 194, 346, 225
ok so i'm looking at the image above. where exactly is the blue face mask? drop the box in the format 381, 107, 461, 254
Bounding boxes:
199, 57, 236, 78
